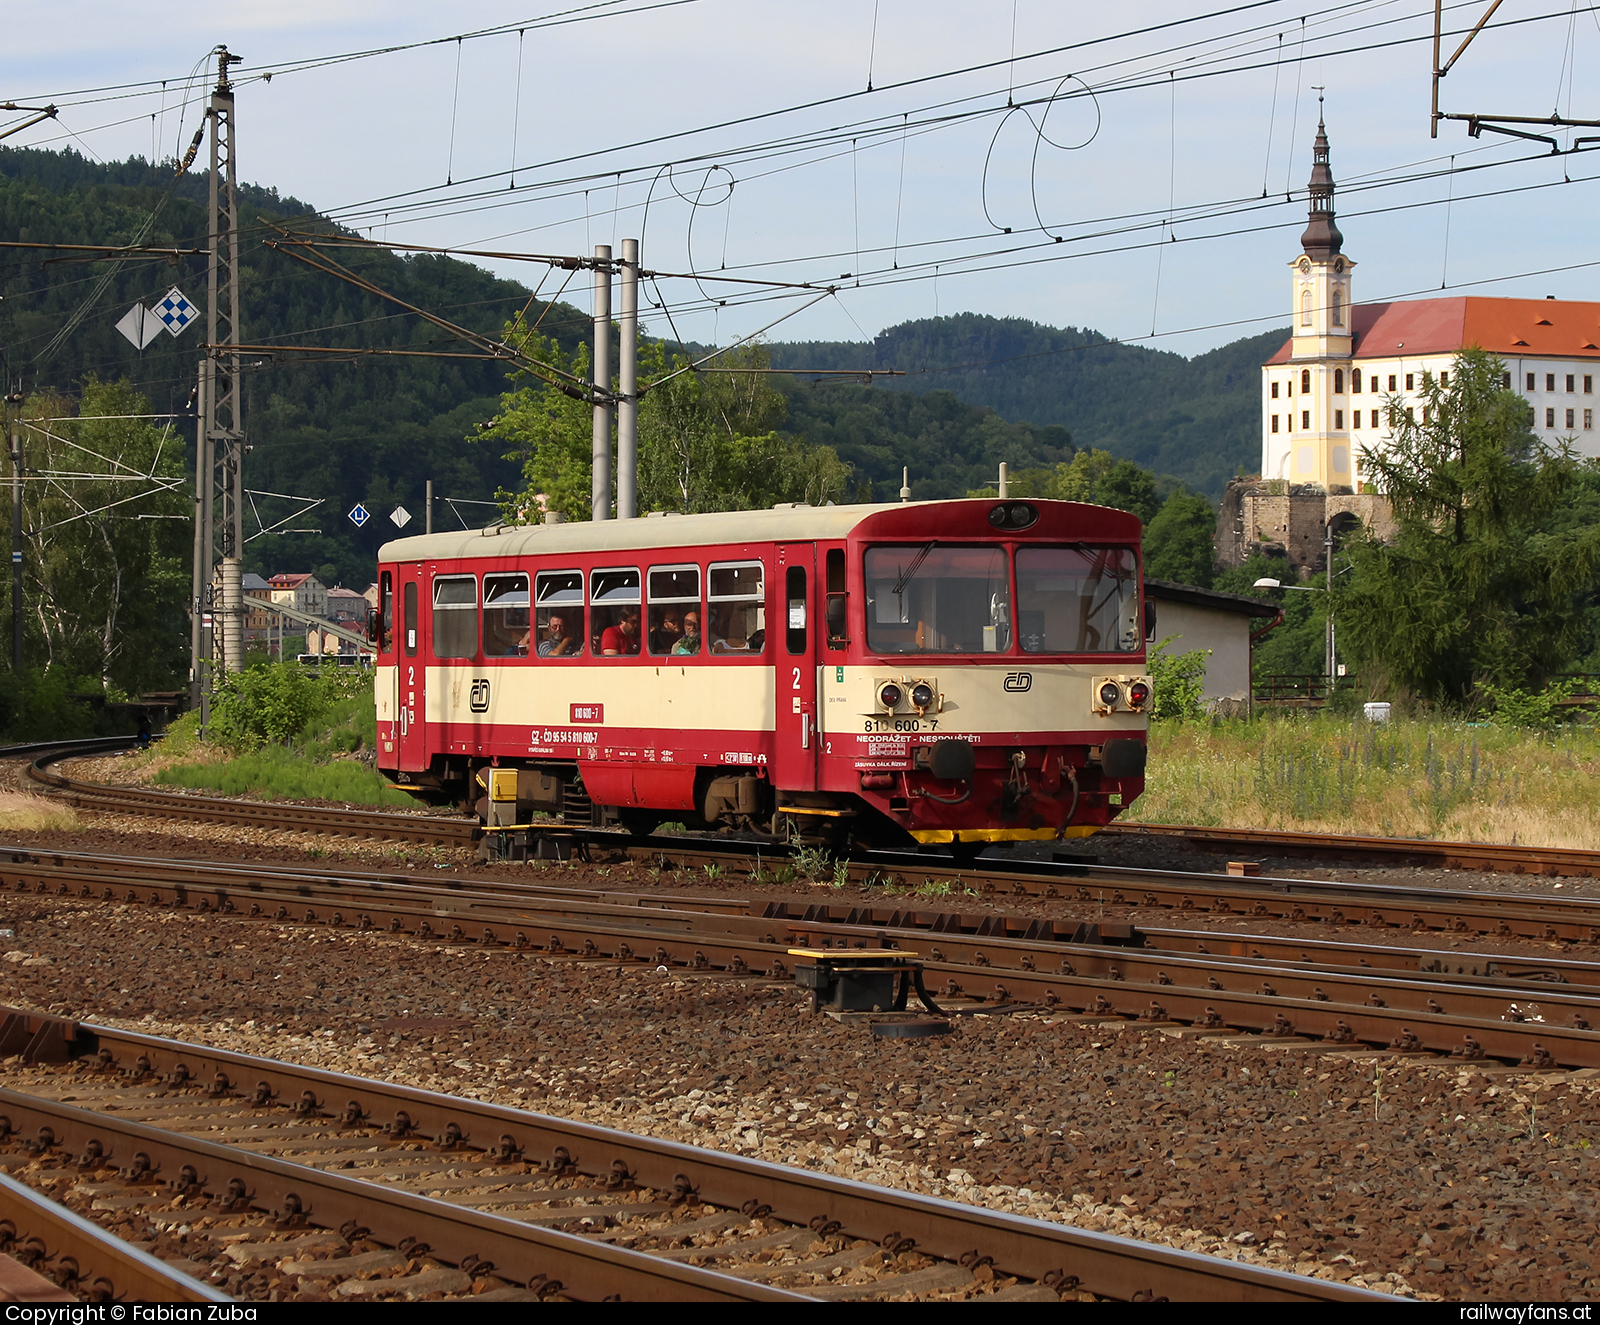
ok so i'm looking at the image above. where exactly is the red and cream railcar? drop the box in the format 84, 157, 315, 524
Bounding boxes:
372, 498, 1152, 850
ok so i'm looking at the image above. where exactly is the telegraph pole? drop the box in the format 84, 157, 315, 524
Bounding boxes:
591, 244, 612, 522
7, 392, 22, 673
616, 238, 639, 520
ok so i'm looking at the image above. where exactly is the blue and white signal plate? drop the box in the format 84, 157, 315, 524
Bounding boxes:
154, 287, 198, 336
348, 503, 371, 528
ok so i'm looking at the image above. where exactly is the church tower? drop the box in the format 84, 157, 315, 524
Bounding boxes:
1263, 114, 1358, 490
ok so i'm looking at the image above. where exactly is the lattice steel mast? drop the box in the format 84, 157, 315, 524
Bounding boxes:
189, 46, 245, 715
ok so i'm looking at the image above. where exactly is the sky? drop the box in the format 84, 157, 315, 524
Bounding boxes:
7, 0, 1600, 359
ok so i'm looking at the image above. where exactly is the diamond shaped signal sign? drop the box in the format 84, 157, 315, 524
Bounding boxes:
348, 503, 371, 528
154, 286, 198, 336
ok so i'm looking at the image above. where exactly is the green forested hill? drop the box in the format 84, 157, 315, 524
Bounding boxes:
1, 147, 1274, 593
769, 315, 1286, 494
0, 147, 589, 588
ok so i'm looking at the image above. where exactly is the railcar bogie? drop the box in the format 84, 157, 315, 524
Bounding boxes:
373, 499, 1150, 853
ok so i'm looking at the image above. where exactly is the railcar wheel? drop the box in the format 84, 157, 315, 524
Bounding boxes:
616, 808, 661, 837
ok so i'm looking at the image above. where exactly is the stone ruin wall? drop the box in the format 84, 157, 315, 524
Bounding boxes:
1215, 478, 1396, 576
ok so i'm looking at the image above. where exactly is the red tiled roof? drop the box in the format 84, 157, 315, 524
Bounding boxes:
1264, 296, 1600, 364
269, 573, 314, 588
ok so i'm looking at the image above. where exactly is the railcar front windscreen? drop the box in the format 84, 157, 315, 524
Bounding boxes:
864, 545, 1010, 655
1016, 546, 1141, 654
864, 543, 1140, 656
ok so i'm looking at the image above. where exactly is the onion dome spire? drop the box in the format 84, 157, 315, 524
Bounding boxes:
1299, 115, 1344, 261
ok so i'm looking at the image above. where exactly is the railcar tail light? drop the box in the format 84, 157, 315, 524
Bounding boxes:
878, 682, 904, 711
1128, 680, 1151, 708
1098, 682, 1122, 708
910, 682, 936, 711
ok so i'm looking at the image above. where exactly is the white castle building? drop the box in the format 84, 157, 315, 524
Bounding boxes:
1259, 118, 1600, 490
1220, 119, 1600, 571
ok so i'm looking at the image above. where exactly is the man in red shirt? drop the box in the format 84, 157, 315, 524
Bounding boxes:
600, 608, 640, 656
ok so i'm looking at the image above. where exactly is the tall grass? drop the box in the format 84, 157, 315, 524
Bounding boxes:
154, 746, 415, 807
0, 792, 79, 833
1128, 712, 1600, 848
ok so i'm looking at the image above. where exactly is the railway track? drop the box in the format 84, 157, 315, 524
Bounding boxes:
20, 748, 1600, 946
4, 844, 1598, 1071
17, 737, 1600, 882
0, 1012, 1376, 1302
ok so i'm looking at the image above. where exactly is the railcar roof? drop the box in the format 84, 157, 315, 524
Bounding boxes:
378, 499, 1126, 562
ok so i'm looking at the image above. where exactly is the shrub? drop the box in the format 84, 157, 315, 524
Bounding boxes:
1148, 637, 1210, 721
1479, 678, 1580, 730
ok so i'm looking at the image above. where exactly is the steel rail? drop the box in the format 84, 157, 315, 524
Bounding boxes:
6, 841, 1600, 989
0, 1019, 1382, 1302
6, 842, 1595, 1012
3, 846, 1597, 1065
0, 1168, 230, 1302
1142, 927, 1600, 988
1103, 821, 1600, 878
26, 762, 474, 847
0, 1089, 806, 1303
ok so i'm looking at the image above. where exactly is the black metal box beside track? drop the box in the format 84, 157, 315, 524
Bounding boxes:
795, 961, 901, 1012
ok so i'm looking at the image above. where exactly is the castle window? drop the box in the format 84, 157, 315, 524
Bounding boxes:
1334, 369, 1344, 393
1301, 369, 1311, 393
1568, 374, 1576, 393
1586, 375, 1594, 393
1271, 415, 1280, 433
1567, 408, 1576, 429
1405, 373, 1415, 391
1586, 409, 1593, 429
1388, 375, 1397, 391
1335, 409, 1344, 429
1405, 407, 1415, 423
1547, 373, 1556, 392
1333, 292, 1344, 326
1547, 407, 1556, 427
1527, 372, 1536, 391
1301, 289, 1312, 326
1271, 381, 1279, 399
1370, 409, 1379, 429
1503, 372, 1512, 388
1440, 371, 1449, 386
1302, 410, 1310, 430
1353, 370, 1363, 393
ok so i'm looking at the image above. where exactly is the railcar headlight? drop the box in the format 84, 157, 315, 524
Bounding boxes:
1098, 682, 1122, 708
878, 682, 904, 711
909, 682, 936, 711
987, 501, 1038, 530
1127, 680, 1151, 709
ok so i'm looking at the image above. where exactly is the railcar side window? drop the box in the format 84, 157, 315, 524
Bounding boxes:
647, 565, 701, 657
707, 562, 765, 654
864, 545, 1010, 654
403, 582, 417, 657
534, 571, 585, 658
825, 548, 847, 649
482, 573, 530, 657
591, 567, 641, 657
785, 565, 807, 655
1016, 546, 1140, 654
379, 572, 393, 653
432, 575, 478, 659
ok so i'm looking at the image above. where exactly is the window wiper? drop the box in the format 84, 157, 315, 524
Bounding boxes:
893, 541, 936, 598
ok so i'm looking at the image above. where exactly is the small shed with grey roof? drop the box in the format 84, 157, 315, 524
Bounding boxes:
1144, 579, 1281, 708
